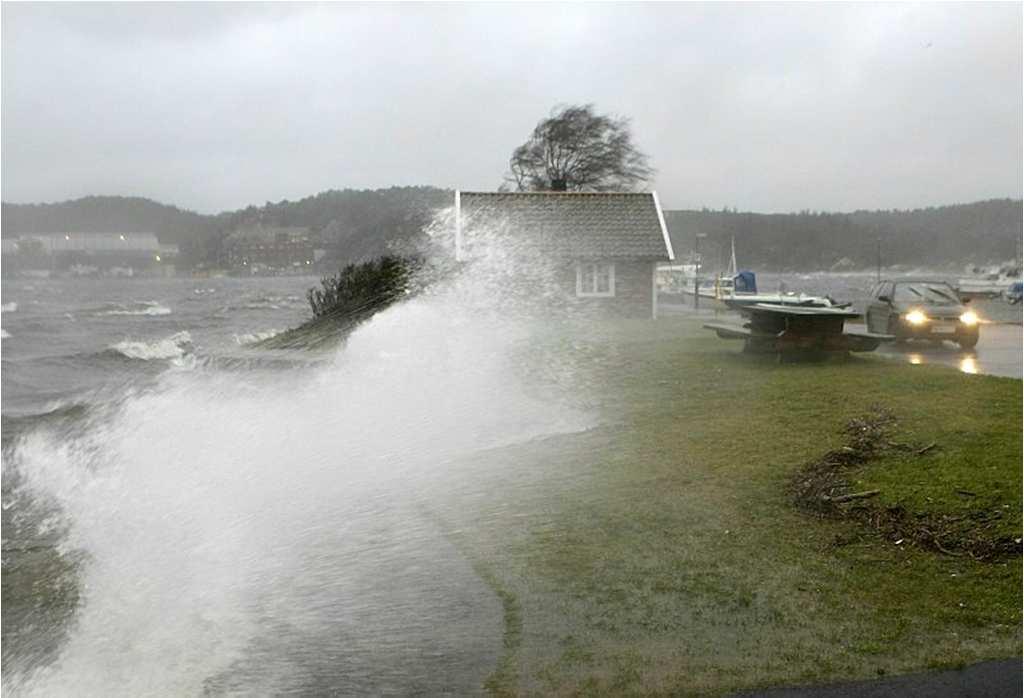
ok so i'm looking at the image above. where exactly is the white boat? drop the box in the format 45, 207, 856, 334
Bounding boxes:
707, 239, 840, 309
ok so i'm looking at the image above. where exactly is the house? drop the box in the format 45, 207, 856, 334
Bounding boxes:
1, 232, 175, 274
454, 191, 675, 318
224, 226, 314, 270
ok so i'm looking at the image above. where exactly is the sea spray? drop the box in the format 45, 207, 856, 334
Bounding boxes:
3, 237, 593, 696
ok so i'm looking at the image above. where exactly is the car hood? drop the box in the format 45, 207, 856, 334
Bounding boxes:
893, 301, 967, 315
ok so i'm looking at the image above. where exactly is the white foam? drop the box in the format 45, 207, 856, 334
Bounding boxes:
109, 331, 192, 361
6, 219, 592, 696
1, 329, 10, 339
2, 302, 18, 313
97, 305, 172, 317
233, 329, 282, 345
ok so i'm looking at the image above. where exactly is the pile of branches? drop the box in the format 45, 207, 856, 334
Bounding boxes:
791, 406, 1021, 562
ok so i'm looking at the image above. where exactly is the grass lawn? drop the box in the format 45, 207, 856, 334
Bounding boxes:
430, 316, 1022, 696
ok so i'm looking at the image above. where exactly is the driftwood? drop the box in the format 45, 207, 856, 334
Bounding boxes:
822, 489, 881, 504
916, 442, 937, 456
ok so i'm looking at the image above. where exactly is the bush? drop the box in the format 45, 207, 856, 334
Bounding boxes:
306, 255, 418, 321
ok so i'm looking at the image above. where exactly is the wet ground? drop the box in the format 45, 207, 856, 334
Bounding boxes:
737, 657, 1021, 697
661, 299, 1021, 380
852, 322, 1022, 379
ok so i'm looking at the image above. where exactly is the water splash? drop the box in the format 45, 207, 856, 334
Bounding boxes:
4, 233, 593, 696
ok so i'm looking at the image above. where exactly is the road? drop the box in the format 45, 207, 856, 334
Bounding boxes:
856, 322, 1022, 379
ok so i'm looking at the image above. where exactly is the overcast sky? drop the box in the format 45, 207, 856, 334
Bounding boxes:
2, 2, 1021, 214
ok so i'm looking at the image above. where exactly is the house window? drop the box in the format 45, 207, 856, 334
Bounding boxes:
576, 262, 616, 297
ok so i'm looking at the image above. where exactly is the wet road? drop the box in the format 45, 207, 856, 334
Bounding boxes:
853, 322, 1023, 379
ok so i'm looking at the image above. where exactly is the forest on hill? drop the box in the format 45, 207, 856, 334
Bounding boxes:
2, 187, 450, 269
1, 196, 209, 245
3, 192, 1019, 271
663, 198, 1021, 271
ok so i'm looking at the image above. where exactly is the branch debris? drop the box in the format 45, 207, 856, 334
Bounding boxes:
790, 406, 1021, 563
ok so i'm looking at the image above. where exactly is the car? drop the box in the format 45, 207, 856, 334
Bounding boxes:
865, 279, 980, 349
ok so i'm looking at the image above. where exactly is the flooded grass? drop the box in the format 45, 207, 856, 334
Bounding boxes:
432, 317, 1021, 695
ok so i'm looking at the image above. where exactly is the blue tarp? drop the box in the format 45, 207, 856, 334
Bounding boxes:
734, 270, 757, 293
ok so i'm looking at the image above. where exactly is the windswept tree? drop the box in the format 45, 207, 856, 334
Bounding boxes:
505, 104, 654, 192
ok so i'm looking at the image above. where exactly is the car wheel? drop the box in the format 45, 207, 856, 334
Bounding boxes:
958, 332, 979, 350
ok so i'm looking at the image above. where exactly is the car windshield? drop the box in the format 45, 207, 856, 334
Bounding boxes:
893, 282, 960, 304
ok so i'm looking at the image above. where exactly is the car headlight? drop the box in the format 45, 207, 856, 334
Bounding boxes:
959, 310, 979, 326
904, 310, 927, 325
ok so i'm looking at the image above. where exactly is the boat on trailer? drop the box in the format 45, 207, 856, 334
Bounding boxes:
703, 303, 891, 361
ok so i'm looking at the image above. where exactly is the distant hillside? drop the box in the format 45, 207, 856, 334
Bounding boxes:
208, 186, 452, 266
664, 199, 1022, 271
1, 196, 211, 245
2, 188, 453, 269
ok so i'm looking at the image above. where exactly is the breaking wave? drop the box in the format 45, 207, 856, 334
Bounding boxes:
233, 329, 282, 346
1, 329, 10, 339
95, 301, 172, 317
2, 301, 18, 313
107, 331, 192, 361
3, 236, 592, 696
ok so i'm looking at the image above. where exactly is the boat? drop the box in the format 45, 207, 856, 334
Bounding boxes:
718, 273, 846, 312
660, 238, 847, 310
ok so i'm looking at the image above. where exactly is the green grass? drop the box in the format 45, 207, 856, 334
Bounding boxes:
430, 317, 1022, 696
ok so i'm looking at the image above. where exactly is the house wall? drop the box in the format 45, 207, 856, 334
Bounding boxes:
559, 259, 657, 319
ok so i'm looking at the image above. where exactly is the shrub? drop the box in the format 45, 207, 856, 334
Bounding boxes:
306, 255, 419, 321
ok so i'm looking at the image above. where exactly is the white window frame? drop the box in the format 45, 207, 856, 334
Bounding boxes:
576, 262, 616, 297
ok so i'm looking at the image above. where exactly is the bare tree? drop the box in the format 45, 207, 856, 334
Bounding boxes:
504, 104, 654, 192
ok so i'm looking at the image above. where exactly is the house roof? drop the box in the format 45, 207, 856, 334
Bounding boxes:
456, 192, 674, 261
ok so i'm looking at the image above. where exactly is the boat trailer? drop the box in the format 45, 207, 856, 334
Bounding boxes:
703, 304, 893, 361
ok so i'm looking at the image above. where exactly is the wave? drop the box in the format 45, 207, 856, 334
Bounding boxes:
3, 233, 592, 695
95, 301, 172, 317
233, 329, 282, 346
2, 401, 92, 442
2, 301, 17, 313
1, 329, 9, 339
107, 331, 192, 361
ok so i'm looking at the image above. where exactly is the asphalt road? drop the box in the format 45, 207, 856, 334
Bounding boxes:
855, 322, 1023, 379
736, 658, 1022, 697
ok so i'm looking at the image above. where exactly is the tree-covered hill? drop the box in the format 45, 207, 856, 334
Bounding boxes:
212, 186, 451, 265
2, 187, 452, 269
664, 199, 1022, 271
1, 196, 210, 245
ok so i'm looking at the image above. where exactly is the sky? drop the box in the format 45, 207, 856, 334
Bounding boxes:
2, 2, 1021, 214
